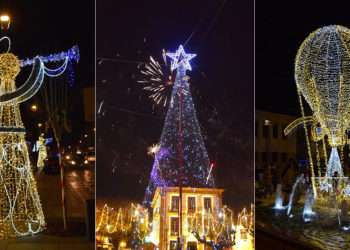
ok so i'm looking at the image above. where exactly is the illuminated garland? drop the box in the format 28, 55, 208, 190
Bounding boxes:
96, 203, 254, 249
20, 45, 79, 68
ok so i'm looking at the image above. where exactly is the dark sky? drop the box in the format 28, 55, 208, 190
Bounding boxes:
256, 0, 350, 115
0, 1, 94, 139
97, 0, 254, 209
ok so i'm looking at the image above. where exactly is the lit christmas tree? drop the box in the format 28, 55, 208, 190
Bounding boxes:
144, 45, 214, 205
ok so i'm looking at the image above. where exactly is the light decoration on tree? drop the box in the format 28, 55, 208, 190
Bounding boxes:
96, 203, 150, 249
191, 206, 254, 250
96, 203, 254, 250
285, 25, 350, 197
0, 36, 78, 238
144, 45, 214, 206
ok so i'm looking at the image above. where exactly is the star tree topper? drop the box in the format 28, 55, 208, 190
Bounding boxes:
166, 45, 196, 71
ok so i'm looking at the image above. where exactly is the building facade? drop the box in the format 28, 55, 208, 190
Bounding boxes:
255, 110, 301, 191
149, 187, 224, 250
255, 110, 298, 167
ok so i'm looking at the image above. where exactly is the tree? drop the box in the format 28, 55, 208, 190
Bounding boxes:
144, 45, 214, 205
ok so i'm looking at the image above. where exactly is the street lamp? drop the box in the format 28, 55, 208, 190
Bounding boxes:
31, 104, 38, 112
0, 14, 10, 31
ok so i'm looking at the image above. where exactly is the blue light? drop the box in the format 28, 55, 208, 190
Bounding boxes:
20, 46, 79, 67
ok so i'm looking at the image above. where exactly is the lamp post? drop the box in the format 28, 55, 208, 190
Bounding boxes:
31, 104, 38, 112
0, 14, 10, 31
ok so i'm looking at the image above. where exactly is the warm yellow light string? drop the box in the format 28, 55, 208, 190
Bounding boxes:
315, 140, 321, 177
322, 137, 328, 174
298, 89, 317, 197
0, 53, 45, 238
340, 146, 344, 166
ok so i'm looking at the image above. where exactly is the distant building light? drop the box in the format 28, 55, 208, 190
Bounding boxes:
264, 119, 272, 126
87, 156, 95, 162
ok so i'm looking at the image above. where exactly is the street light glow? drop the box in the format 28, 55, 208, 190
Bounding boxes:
31, 104, 38, 112
0, 14, 10, 30
0, 15, 9, 22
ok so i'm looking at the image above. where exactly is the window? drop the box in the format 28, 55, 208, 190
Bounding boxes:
263, 125, 269, 138
273, 124, 278, 138
187, 242, 198, 250
170, 217, 179, 236
170, 241, 178, 250
255, 152, 259, 162
204, 197, 212, 210
255, 121, 259, 137
272, 152, 278, 162
171, 196, 179, 211
188, 197, 196, 213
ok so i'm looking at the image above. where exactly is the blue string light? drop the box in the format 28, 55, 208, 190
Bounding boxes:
20, 45, 79, 67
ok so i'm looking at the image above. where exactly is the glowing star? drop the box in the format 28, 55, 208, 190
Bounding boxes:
166, 45, 196, 71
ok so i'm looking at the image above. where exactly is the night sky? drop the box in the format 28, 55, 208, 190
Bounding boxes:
97, 0, 254, 209
256, 1, 350, 115
0, 1, 95, 141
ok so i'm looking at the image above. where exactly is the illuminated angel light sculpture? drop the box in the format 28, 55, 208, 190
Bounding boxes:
285, 25, 350, 197
36, 134, 48, 171
0, 36, 79, 238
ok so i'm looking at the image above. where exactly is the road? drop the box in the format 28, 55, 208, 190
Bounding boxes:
255, 229, 318, 250
38, 166, 95, 228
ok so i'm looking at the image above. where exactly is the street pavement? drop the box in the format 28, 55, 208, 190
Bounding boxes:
0, 167, 95, 250
255, 229, 315, 250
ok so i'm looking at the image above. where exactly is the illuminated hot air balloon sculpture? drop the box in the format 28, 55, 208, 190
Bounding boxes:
285, 25, 350, 198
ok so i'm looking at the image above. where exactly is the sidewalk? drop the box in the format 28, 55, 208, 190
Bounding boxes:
0, 168, 95, 250
0, 234, 94, 250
